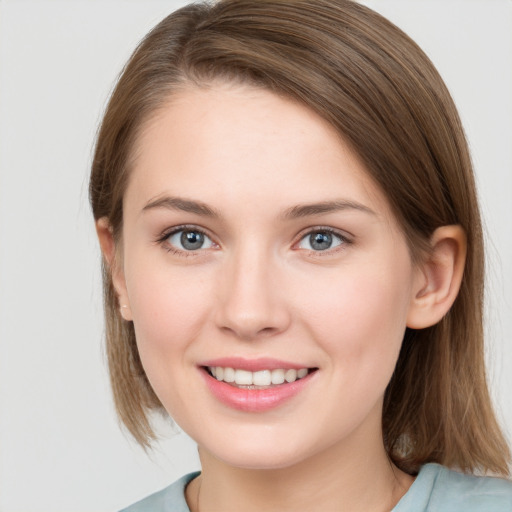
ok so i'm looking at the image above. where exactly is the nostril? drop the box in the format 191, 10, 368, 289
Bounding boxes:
218, 323, 281, 341
214, 271, 291, 340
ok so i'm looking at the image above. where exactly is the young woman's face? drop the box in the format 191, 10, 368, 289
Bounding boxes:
118, 83, 423, 469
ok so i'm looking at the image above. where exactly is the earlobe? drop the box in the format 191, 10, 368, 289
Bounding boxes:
95, 217, 133, 321
406, 225, 467, 329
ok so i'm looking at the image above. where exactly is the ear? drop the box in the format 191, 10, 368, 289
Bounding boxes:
406, 225, 467, 329
95, 217, 133, 321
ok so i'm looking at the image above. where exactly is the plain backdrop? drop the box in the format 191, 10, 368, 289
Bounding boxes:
0, 1, 511, 511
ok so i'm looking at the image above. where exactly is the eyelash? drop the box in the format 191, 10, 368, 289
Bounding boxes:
156, 225, 216, 256
155, 225, 352, 257
293, 227, 352, 257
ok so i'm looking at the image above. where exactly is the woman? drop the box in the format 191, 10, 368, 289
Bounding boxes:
90, 1, 512, 510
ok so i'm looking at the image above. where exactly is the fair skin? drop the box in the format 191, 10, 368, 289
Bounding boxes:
97, 83, 466, 511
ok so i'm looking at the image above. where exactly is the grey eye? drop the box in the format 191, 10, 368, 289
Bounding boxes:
168, 229, 214, 251
298, 231, 343, 251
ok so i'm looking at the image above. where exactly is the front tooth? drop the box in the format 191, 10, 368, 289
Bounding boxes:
253, 370, 272, 386
223, 367, 235, 383
271, 369, 285, 384
215, 367, 224, 381
234, 369, 253, 385
297, 368, 308, 379
285, 369, 297, 383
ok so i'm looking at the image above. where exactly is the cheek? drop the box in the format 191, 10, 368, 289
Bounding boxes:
124, 257, 212, 357
123, 261, 216, 413
298, 255, 413, 375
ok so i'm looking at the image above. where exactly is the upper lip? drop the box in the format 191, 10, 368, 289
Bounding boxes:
199, 357, 313, 372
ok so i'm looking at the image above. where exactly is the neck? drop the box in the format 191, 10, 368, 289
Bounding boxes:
186, 423, 413, 512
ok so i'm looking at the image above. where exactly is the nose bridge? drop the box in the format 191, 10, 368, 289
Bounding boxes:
215, 238, 289, 340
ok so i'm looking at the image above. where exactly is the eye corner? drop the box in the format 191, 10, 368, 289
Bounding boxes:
156, 224, 219, 255
294, 227, 352, 255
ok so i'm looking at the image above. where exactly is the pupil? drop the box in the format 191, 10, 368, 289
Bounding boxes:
310, 232, 332, 250
181, 231, 204, 250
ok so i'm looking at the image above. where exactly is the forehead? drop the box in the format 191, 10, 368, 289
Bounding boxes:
126, 83, 393, 222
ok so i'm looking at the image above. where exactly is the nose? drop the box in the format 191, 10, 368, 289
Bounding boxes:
214, 246, 291, 341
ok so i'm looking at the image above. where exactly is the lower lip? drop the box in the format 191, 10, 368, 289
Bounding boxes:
201, 368, 316, 412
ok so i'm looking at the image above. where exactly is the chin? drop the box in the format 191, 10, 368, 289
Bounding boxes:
198, 431, 318, 471
217, 450, 306, 471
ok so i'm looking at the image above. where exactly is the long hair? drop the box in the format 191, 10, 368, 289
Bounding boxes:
89, 0, 510, 475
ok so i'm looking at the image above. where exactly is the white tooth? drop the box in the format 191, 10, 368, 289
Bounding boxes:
209, 366, 216, 377
253, 370, 272, 386
285, 369, 297, 383
234, 369, 253, 385
271, 369, 285, 385
297, 368, 308, 379
215, 367, 224, 381
223, 367, 235, 383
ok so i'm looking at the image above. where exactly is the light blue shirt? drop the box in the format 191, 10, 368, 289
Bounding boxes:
120, 463, 512, 511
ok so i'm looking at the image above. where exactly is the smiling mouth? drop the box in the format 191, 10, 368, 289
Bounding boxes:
205, 366, 317, 388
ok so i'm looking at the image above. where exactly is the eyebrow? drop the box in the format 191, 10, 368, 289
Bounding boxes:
142, 196, 221, 218
282, 200, 376, 219
141, 196, 375, 220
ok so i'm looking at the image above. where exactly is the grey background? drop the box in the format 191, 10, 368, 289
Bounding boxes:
0, 1, 510, 510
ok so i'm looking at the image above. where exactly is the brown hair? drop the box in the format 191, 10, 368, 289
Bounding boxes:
89, 0, 510, 475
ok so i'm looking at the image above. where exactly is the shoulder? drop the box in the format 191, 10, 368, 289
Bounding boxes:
429, 464, 512, 511
394, 463, 512, 512
119, 472, 199, 512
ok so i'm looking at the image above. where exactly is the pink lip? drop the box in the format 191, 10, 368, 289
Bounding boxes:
199, 360, 317, 413
200, 357, 306, 372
